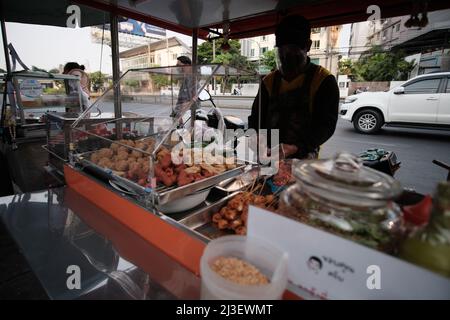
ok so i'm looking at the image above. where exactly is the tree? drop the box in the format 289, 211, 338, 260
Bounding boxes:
89, 71, 107, 92
261, 49, 277, 72
48, 68, 60, 74
0, 68, 6, 73
338, 58, 354, 76
197, 39, 255, 71
352, 46, 416, 81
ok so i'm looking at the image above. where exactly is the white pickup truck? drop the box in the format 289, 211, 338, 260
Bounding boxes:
339, 72, 450, 134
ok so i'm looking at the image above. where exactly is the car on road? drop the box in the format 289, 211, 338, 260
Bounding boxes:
339, 72, 450, 134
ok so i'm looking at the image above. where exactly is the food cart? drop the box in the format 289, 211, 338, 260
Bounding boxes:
1, 0, 450, 300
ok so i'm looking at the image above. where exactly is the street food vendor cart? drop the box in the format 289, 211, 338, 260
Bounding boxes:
1, 0, 450, 300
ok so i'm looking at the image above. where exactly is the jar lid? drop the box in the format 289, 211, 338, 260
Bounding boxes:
293, 152, 402, 206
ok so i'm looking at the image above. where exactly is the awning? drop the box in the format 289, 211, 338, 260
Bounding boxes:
72, 0, 450, 39
2, 0, 450, 39
2, 0, 108, 28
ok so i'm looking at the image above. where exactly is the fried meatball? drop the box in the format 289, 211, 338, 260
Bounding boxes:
117, 146, 129, 154
117, 151, 129, 161
98, 157, 113, 169
110, 142, 120, 153
115, 160, 129, 171
130, 150, 143, 159
98, 148, 113, 159
90, 152, 100, 164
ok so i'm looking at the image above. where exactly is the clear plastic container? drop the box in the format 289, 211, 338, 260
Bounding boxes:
278, 152, 404, 252
200, 235, 288, 300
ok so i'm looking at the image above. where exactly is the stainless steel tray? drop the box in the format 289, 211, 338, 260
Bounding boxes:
73, 151, 247, 205
177, 192, 239, 241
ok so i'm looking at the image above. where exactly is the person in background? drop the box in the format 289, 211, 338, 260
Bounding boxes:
63, 62, 90, 110
248, 15, 339, 160
172, 56, 194, 120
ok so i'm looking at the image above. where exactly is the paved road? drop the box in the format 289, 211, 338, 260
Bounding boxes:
96, 99, 450, 195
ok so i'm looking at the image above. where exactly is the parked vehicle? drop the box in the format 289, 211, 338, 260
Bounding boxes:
340, 72, 450, 134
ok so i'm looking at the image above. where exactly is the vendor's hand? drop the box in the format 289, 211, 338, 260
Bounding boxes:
280, 144, 298, 159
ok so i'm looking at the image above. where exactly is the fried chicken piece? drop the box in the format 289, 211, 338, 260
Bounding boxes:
177, 169, 194, 187
235, 226, 247, 235
184, 165, 201, 174
174, 164, 186, 173
230, 219, 243, 230
154, 164, 177, 187
223, 209, 238, 221
158, 151, 172, 169
217, 219, 229, 230
212, 213, 222, 223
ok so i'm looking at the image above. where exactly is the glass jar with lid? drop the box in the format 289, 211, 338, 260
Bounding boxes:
278, 152, 404, 253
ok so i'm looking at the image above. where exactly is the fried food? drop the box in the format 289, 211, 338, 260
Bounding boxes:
117, 151, 129, 161
98, 148, 113, 159
213, 192, 276, 235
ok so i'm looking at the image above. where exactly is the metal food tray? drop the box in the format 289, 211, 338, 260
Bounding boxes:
73, 151, 247, 206
177, 192, 239, 241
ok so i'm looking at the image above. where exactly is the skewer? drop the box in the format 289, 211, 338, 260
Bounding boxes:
258, 177, 268, 196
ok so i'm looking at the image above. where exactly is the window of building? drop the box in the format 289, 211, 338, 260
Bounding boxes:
446, 78, 450, 93
396, 23, 400, 32
310, 58, 320, 65
383, 29, 388, 38
311, 27, 321, 33
261, 47, 268, 54
262, 35, 266, 41
250, 48, 255, 57
312, 40, 320, 49
172, 53, 177, 60
339, 82, 346, 88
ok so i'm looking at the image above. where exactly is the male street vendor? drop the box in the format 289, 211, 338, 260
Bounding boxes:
248, 15, 339, 159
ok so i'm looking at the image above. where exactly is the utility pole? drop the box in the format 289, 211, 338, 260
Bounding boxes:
213, 39, 216, 95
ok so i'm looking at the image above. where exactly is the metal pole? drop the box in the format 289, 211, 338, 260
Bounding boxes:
191, 28, 198, 129
1, 18, 11, 74
110, 13, 122, 137
212, 39, 216, 95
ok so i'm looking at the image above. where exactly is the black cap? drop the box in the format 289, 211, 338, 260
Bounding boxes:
177, 56, 192, 65
275, 15, 311, 47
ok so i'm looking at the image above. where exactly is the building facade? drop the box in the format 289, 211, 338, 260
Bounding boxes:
348, 9, 450, 74
119, 37, 191, 71
240, 26, 343, 76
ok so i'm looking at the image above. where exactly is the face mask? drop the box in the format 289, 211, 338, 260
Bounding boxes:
275, 45, 307, 78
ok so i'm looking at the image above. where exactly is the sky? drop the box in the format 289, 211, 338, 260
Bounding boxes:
0, 22, 350, 75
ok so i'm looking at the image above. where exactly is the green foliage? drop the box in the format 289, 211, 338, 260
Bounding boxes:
89, 71, 107, 91
338, 58, 354, 76
48, 68, 60, 74
348, 46, 416, 81
261, 49, 277, 72
197, 39, 255, 72
124, 79, 140, 88
152, 74, 170, 89
43, 87, 66, 94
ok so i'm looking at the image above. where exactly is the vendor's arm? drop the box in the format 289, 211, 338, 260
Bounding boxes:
295, 75, 339, 153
